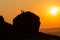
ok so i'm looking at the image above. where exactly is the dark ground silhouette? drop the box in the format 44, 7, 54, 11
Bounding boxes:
0, 16, 14, 39
0, 11, 60, 40
0, 16, 12, 32
13, 11, 60, 40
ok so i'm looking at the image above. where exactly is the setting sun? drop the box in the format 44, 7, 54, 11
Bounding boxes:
50, 7, 58, 15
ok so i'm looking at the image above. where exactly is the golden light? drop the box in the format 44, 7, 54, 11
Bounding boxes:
50, 7, 58, 15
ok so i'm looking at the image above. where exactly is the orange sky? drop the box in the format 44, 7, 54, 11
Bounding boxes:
0, 0, 60, 29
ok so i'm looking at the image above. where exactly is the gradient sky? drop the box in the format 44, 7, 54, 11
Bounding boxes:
0, 0, 60, 29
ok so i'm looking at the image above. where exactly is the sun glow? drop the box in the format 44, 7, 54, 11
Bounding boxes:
50, 7, 58, 15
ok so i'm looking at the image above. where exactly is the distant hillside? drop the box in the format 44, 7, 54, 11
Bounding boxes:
40, 28, 60, 36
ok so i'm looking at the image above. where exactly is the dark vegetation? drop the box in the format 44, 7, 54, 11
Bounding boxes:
0, 11, 60, 40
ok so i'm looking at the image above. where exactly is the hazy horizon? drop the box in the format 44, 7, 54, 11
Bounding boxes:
40, 28, 60, 36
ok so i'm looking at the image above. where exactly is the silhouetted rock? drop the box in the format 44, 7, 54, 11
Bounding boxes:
3, 22, 13, 32
0, 16, 12, 32
0, 16, 4, 31
13, 11, 40, 33
0, 16, 14, 40
13, 11, 60, 40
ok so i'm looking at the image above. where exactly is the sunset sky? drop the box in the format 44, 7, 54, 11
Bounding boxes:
0, 0, 60, 29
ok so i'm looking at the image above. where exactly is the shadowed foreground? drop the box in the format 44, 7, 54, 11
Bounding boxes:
0, 11, 60, 40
